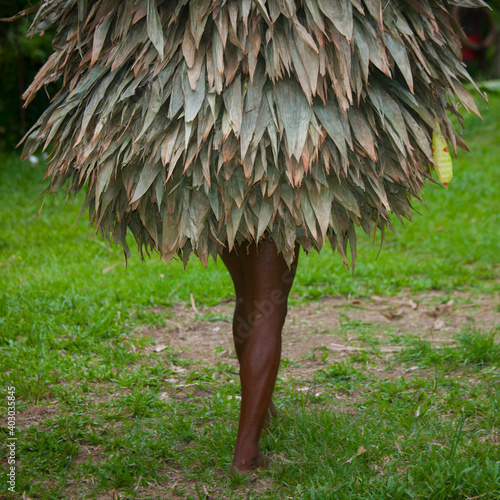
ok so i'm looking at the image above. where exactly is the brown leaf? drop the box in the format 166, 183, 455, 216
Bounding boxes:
380, 308, 404, 320
433, 318, 446, 330
426, 300, 454, 318
182, 25, 196, 67
371, 295, 418, 310
345, 445, 367, 464
189, 0, 211, 49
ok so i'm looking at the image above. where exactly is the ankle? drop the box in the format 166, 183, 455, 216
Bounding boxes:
231, 450, 266, 474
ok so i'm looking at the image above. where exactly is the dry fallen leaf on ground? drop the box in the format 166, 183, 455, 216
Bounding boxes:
426, 300, 454, 318
433, 318, 446, 330
380, 308, 404, 320
346, 445, 367, 464
329, 343, 364, 351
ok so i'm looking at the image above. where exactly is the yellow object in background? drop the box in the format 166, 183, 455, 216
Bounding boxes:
432, 126, 453, 186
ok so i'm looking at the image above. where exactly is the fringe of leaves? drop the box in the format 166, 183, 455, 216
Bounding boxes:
22, 0, 485, 267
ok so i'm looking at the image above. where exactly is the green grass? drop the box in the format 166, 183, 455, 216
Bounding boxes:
399, 326, 500, 369
0, 94, 499, 498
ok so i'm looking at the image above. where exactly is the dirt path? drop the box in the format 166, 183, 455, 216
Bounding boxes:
142, 290, 500, 379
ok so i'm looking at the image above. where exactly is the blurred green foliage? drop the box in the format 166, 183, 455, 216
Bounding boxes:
458, 3, 500, 79
0, 1, 56, 151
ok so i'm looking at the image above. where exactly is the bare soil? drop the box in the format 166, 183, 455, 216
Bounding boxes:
142, 290, 500, 380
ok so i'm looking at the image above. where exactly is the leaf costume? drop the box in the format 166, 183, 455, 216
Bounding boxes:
22, 0, 486, 267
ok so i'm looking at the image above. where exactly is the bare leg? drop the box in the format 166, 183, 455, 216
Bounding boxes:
221, 247, 279, 421
219, 247, 247, 362
221, 240, 299, 473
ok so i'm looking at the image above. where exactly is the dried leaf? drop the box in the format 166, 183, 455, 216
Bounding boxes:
147, 0, 164, 60
91, 12, 113, 67
22, 0, 483, 269
274, 79, 312, 160
317, 0, 353, 41
256, 198, 273, 240
223, 74, 242, 138
384, 32, 413, 93
131, 163, 161, 203
345, 445, 366, 464
184, 62, 206, 122
433, 318, 446, 330
380, 308, 403, 320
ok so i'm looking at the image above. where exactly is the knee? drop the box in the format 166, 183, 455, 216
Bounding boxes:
234, 312, 251, 343
264, 289, 288, 326
252, 296, 288, 329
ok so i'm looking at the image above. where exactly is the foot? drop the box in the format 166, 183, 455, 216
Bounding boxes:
231, 451, 272, 475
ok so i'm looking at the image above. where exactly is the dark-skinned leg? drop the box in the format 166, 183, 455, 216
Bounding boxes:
221, 239, 299, 473
219, 248, 247, 362
221, 246, 280, 421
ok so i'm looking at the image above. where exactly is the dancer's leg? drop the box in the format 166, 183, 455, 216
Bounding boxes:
221, 240, 298, 473
221, 246, 279, 420
220, 247, 247, 362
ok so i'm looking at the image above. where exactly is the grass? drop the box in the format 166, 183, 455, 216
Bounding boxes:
399, 327, 500, 369
0, 94, 499, 498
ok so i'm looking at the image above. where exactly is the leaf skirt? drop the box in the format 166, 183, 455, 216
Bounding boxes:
22, 0, 486, 267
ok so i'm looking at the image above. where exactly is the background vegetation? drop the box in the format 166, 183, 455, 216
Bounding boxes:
0, 0, 57, 150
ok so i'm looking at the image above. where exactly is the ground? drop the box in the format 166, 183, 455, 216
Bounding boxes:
143, 290, 499, 381
8, 289, 498, 499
